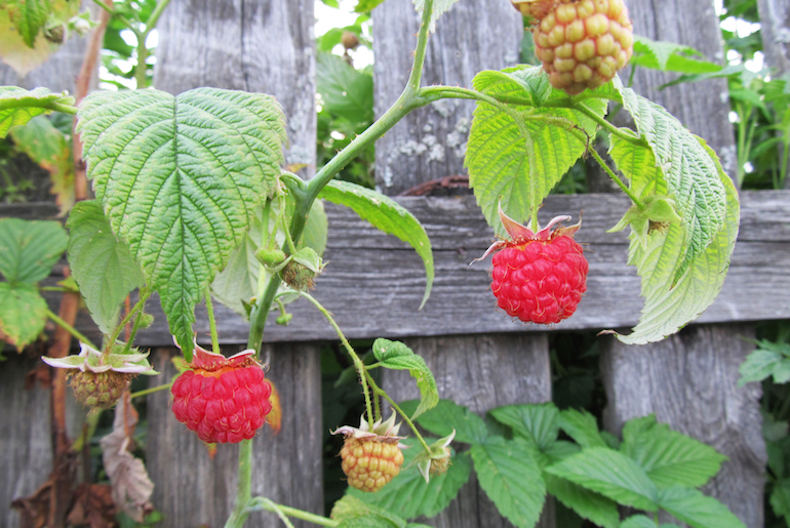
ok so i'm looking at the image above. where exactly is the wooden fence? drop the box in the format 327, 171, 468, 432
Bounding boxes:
2, 0, 789, 527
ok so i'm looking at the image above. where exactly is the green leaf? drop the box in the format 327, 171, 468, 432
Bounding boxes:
770, 478, 790, 526
621, 515, 681, 528
331, 495, 406, 528
10, 115, 74, 215
489, 402, 560, 451
372, 338, 438, 419
350, 439, 471, 519
317, 51, 373, 125
0, 86, 75, 138
0, 218, 67, 284
472, 436, 546, 528
656, 487, 745, 528
631, 35, 722, 74
620, 415, 727, 489
66, 200, 145, 334
77, 88, 287, 358
466, 66, 605, 234
739, 340, 790, 386
412, 0, 459, 31
6, 0, 51, 48
545, 447, 660, 512
355, 0, 386, 11
558, 409, 607, 449
545, 474, 620, 528
318, 179, 434, 308
0, 282, 47, 349
211, 199, 328, 318
401, 398, 489, 444
614, 79, 728, 285
610, 138, 739, 345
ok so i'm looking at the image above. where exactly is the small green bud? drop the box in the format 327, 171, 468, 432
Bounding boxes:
255, 247, 287, 266
138, 313, 155, 328
276, 313, 293, 326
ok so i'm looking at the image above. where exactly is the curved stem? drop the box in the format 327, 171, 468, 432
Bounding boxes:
246, 498, 339, 527
224, 439, 253, 528
588, 146, 644, 208
45, 308, 98, 350
364, 373, 431, 453
574, 101, 644, 146
299, 292, 375, 425
205, 287, 221, 355
130, 382, 173, 399
105, 289, 151, 354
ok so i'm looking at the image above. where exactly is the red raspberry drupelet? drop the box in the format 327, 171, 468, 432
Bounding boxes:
171, 342, 272, 444
477, 205, 588, 325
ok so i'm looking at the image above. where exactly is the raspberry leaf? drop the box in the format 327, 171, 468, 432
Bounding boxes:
4, 0, 50, 48
318, 180, 434, 309
656, 487, 745, 528
401, 398, 489, 445
545, 474, 621, 528
631, 35, 722, 74
611, 140, 739, 345
77, 88, 287, 358
0, 218, 67, 284
471, 436, 546, 528
558, 408, 609, 449
467, 66, 605, 235
620, 415, 727, 490
738, 340, 790, 386
621, 515, 681, 528
67, 200, 145, 334
613, 78, 728, 286
372, 338, 438, 419
544, 447, 660, 512
349, 438, 472, 519
0, 86, 75, 137
489, 402, 560, 452
0, 282, 47, 350
331, 495, 407, 528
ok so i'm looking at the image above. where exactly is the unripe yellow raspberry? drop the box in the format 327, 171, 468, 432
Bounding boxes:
531, 0, 633, 95
340, 437, 405, 493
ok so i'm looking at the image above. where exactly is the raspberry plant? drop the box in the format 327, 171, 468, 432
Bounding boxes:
0, 0, 744, 526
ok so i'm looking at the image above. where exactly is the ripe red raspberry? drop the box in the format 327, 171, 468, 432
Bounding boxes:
531, 0, 633, 95
171, 343, 272, 444
332, 415, 407, 493
478, 205, 588, 325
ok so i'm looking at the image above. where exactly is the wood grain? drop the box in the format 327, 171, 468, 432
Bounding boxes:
46, 190, 790, 346
757, 0, 790, 76
371, 0, 522, 194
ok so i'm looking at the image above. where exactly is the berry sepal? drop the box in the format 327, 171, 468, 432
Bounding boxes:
331, 413, 407, 447
413, 430, 456, 483
42, 341, 156, 375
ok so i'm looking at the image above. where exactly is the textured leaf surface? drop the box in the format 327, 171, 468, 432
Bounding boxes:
0, 282, 47, 349
467, 66, 605, 234
0, 86, 75, 138
0, 218, 67, 284
77, 88, 287, 356
10, 115, 74, 215
373, 338, 438, 419
317, 51, 373, 125
350, 439, 471, 519
319, 179, 433, 307
472, 436, 546, 528
331, 495, 406, 528
738, 340, 790, 385
402, 398, 489, 444
545, 474, 620, 528
558, 409, 608, 449
615, 79, 727, 284
620, 415, 727, 489
67, 201, 145, 334
621, 515, 680, 528
657, 487, 745, 528
613, 140, 739, 344
490, 403, 560, 451
545, 447, 659, 511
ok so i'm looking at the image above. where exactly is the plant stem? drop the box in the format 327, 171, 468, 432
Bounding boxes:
246, 498, 339, 527
574, 101, 644, 146
46, 308, 98, 350
364, 373, 431, 453
121, 299, 150, 354
205, 287, 221, 355
588, 146, 645, 208
104, 290, 151, 355
130, 382, 173, 399
407, 0, 434, 91
224, 439, 253, 528
299, 292, 375, 425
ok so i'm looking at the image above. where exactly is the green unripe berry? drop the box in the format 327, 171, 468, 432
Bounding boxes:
255, 247, 287, 266
276, 313, 293, 326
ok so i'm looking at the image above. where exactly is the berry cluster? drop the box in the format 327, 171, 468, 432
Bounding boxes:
340, 437, 405, 493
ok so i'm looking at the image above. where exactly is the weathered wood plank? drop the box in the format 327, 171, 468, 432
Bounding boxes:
382, 334, 553, 528
600, 325, 766, 527
48, 190, 789, 345
146, 343, 323, 528
757, 0, 790, 76
372, 0, 522, 194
